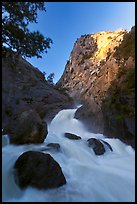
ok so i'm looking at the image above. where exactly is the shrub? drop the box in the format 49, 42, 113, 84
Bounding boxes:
107, 36, 112, 40
114, 27, 135, 60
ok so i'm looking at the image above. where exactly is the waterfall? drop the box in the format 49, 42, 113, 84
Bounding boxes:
2, 107, 135, 202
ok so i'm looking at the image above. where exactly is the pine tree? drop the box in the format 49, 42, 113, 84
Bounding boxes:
47, 73, 55, 85
2, 2, 53, 58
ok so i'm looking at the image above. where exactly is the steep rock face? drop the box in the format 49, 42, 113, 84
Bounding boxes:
57, 29, 126, 132
57, 30, 126, 102
57, 27, 135, 147
2, 51, 74, 142
102, 26, 135, 147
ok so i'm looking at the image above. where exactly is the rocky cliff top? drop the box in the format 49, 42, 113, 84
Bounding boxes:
57, 29, 127, 102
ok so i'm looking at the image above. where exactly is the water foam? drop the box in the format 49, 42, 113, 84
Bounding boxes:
2, 108, 135, 202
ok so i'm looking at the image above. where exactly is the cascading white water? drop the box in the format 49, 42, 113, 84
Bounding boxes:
2, 107, 135, 202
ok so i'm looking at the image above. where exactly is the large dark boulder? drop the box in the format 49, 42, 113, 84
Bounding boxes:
102, 109, 135, 149
99, 139, 113, 151
74, 103, 104, 134
2, 52, 74, 141
87, 138, 105, 155
9, 109, 48, 144
64, 133, 81, 140
14, 151, 66, 189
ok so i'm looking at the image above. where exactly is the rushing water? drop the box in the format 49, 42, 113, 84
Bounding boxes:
2, 108, 135, 202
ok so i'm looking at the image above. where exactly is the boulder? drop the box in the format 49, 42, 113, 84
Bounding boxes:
99, 139, 113, 151
64, 133, 81, 140
10, 109, 48, 144
74, 103, 104, 134
87, 138, 105, 155
40, 143, 61, 152
14, 151, 66, 189
2, 53, 74, 140
47, 143, 61, 151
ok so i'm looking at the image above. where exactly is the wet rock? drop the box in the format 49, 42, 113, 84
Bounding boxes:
47, 143, 61, 151
10, 109, 48, 144
87, 138, 105, 155
39, 143, 61, 152
99, 139, 113, 151
74, 103, 104, 134
64, 133, 81, 140
14, 151, 66, 189
2, 135, 10, 147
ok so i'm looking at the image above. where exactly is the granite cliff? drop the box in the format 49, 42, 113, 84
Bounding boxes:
2, 50, 73, 144
57, 26, 135, 148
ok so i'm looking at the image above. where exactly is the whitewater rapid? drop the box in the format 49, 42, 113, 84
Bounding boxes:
2, 108, 135, 202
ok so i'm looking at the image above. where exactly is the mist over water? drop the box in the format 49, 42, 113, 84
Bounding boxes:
2, 108, 135, 202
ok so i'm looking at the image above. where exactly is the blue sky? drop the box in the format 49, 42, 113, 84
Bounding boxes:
27, 2, 135, 83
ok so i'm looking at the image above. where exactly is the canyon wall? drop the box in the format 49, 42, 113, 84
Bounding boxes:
57, 26, 135, 147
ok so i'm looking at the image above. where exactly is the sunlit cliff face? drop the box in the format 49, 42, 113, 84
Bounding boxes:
57, 27, 135, 142
57, 29, 127, 102
92, 30, 126, 62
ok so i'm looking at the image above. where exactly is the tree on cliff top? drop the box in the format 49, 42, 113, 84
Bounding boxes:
2, 2, 53, 58
47, 73, 55, 85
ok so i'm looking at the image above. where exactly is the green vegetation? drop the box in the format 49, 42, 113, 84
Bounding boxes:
104, 89, 134, 122
2, 2, 53, 58
125, 68, 135, 90
100, 59, 105, 66
55, 84, 69, 93
102, 27, 135, 144
55, 84, 73, 101
47, 73, 55, 85
117, 66, 135, 91
114, 26, 135, 60
78, 52, 92, 65
66, 60, 70, 65
103, 63, 135, 122
107, 36, 112, 40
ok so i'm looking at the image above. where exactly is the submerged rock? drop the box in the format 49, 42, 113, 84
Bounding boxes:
14, 151, 66, 189
64, 133, 81, 140
87, 138, 105, 155
39, 143, 61, 152
47, 143, 61, 151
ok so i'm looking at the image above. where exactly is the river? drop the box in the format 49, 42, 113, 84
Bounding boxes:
2, 107, 135, 202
